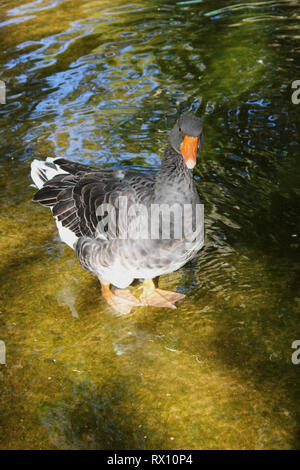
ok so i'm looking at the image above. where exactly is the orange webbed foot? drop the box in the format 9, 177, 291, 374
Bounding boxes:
101, 283, 141, 315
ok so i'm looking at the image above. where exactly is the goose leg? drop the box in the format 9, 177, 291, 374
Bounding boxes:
140, 279, 185, 309
101, 282, 141, 315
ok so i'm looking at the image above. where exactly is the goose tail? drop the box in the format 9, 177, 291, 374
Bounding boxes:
30, 157, 68, 189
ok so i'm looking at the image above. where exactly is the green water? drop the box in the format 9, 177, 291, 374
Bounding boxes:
0, 0, 299, 450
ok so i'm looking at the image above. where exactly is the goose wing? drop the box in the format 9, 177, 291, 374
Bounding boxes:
33, 158, 155, 240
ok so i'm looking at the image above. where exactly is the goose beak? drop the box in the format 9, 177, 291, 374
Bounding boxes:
180, 135, 198, 169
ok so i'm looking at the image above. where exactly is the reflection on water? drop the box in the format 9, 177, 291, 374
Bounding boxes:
56, 278, 80, 319
0, 0, 299, 450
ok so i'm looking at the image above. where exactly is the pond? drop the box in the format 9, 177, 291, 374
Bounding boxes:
0, 0, 299, 449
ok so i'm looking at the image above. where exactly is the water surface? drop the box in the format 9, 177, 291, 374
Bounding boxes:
0, 0, 299, 449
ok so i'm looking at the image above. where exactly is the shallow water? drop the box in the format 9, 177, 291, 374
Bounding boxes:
0, 0, 299, 450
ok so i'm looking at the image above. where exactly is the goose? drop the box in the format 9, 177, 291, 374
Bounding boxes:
31, 114, 204, 314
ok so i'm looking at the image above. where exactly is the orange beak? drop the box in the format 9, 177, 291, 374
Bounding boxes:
180, 135, 198, 169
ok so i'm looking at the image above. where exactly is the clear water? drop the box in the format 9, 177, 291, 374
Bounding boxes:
0, 0, 299, 449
